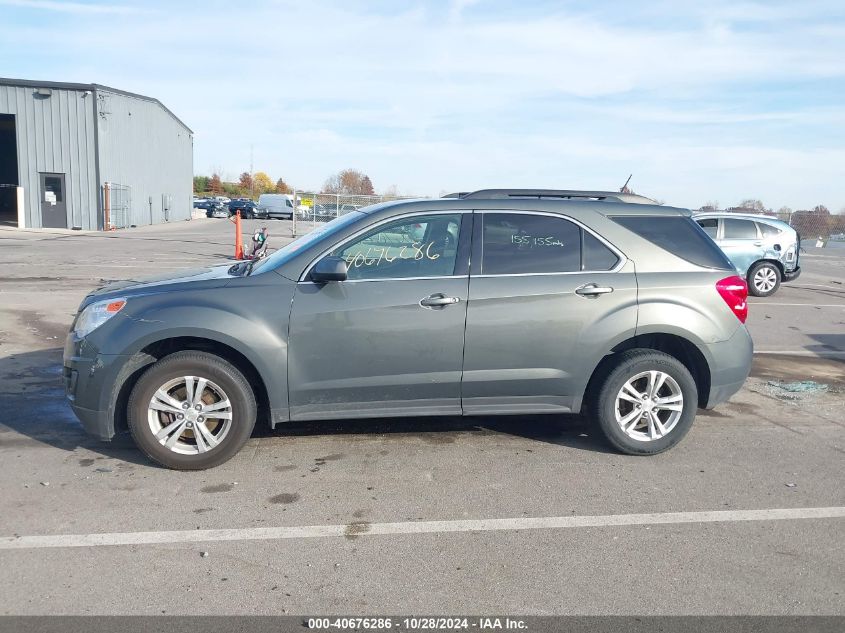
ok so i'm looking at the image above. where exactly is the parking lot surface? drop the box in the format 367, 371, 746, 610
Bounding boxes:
0, 220, 843, 615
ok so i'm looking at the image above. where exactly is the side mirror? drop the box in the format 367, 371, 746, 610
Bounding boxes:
311, 256, 348, 283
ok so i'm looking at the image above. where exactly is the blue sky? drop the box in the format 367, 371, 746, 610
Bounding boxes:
1, 0, 843, 210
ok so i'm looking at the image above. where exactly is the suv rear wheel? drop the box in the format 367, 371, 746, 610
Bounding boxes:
591, 350, 697, 455
127, 351, 256, 470
747, 261, 781, 297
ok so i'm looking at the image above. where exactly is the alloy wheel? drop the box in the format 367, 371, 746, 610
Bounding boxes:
614, 370, 684, 442
147, 376, 233, 455
753, 266, 778, 293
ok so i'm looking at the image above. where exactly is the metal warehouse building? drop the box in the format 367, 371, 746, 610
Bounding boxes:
0, 78, 192, 230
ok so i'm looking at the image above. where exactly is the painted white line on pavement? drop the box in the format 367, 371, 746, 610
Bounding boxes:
1, 507, 843, 550
754, 350, 845, 357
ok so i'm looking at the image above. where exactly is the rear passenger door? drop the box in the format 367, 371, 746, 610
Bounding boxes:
461, 211, 638, 414
719, 218, 765, 276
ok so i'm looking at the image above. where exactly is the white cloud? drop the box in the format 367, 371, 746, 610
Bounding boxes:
1, 0, 843, 209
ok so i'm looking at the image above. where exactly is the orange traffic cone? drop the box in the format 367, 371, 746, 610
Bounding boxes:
231, 210, 245, 260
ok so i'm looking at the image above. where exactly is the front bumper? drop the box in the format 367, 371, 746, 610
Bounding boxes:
783, 266, 801, 282
702, 325, 754, 409
63, 333, 134, 440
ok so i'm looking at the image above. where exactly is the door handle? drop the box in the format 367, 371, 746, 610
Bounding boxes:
753, 241, 763, 246
575, 283, 614, 297
420, 294, 460, 308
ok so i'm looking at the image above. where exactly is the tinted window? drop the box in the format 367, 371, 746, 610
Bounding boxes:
482, 213, 580, 274
611, 216, 734, 270
582, 231, 619, 271
757, 222, 782, 237
332, 214, 462, 280
723, 219, 758, 239
696, 218, 718, 238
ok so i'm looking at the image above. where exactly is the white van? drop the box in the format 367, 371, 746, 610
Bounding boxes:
257, 194, 295, 220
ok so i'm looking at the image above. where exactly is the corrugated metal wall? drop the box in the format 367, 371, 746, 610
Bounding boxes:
0, 84, 98, 229
96, 89, 193, 227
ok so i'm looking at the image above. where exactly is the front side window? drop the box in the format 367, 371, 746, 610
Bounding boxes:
723, 219, 758, 239
331, 214, 462, 280
482, 213, 581, 274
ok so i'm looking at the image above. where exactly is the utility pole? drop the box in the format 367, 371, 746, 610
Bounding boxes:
250, 144, 254, 200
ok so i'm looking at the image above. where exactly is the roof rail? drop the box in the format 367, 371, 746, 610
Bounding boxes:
444, 189, 656, 204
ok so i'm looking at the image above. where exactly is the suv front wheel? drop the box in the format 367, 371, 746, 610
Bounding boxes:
747, 261, 781, 297
591, 350, 698, 455
127, 351, 257, 470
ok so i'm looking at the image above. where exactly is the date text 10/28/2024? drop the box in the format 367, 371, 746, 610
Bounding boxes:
307, 617, 529, 630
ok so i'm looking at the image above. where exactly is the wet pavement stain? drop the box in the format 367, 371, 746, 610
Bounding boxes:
344, 521, 371, 540
193, 508, 214, 514
725, 401, 758, 415
78, 458, 96, 467
200, 483, 235, 493
273, 464, 297, 472
314, 453, 344, 466
269, 493, 300, 504
352, 509, 367, 519
699, 409, 730, 419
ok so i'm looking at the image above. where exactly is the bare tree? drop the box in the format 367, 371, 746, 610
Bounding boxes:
323, 169, 375, 195
737, 199, 767, 212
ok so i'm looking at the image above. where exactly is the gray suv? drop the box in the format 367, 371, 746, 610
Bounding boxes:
64, 189, 753, 469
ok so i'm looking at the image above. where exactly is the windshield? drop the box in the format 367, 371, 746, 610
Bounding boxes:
250, 211, 365, 274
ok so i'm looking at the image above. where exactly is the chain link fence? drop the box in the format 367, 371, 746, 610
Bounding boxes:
104, 183, 133, 229
290, 191, 410, 236
774, 210, 845, 248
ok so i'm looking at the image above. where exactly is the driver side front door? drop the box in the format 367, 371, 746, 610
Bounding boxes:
287, 212, 470, 420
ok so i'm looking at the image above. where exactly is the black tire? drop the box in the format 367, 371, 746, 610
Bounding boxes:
590, 349, 698, 455
127, 351, 256, 470
747, 261, 781, 297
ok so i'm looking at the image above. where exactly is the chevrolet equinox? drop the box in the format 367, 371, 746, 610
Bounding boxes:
64, 189, 753, 469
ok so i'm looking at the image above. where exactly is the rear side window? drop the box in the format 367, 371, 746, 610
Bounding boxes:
757, 222, 781, 237
582, 231, 620, 271
723, 218, 758, 239
611, 216, 734, 270
482, 213, 580, 274
481, 213, 619, 274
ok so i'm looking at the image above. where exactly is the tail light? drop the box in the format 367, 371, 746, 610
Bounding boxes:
716, 275, 748, 323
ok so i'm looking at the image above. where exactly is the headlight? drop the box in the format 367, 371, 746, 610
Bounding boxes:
74, 298, 127, 338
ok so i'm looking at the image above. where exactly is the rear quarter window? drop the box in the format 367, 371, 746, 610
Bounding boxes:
757, 222, 782, 237
611, 216, 734, 270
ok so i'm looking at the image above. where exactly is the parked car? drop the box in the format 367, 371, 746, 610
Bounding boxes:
257, 194, 295, 220
205, 201, 229, 218
693, 212, 801, 297
228, 199, 267, 219
64, 188, 752, 469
